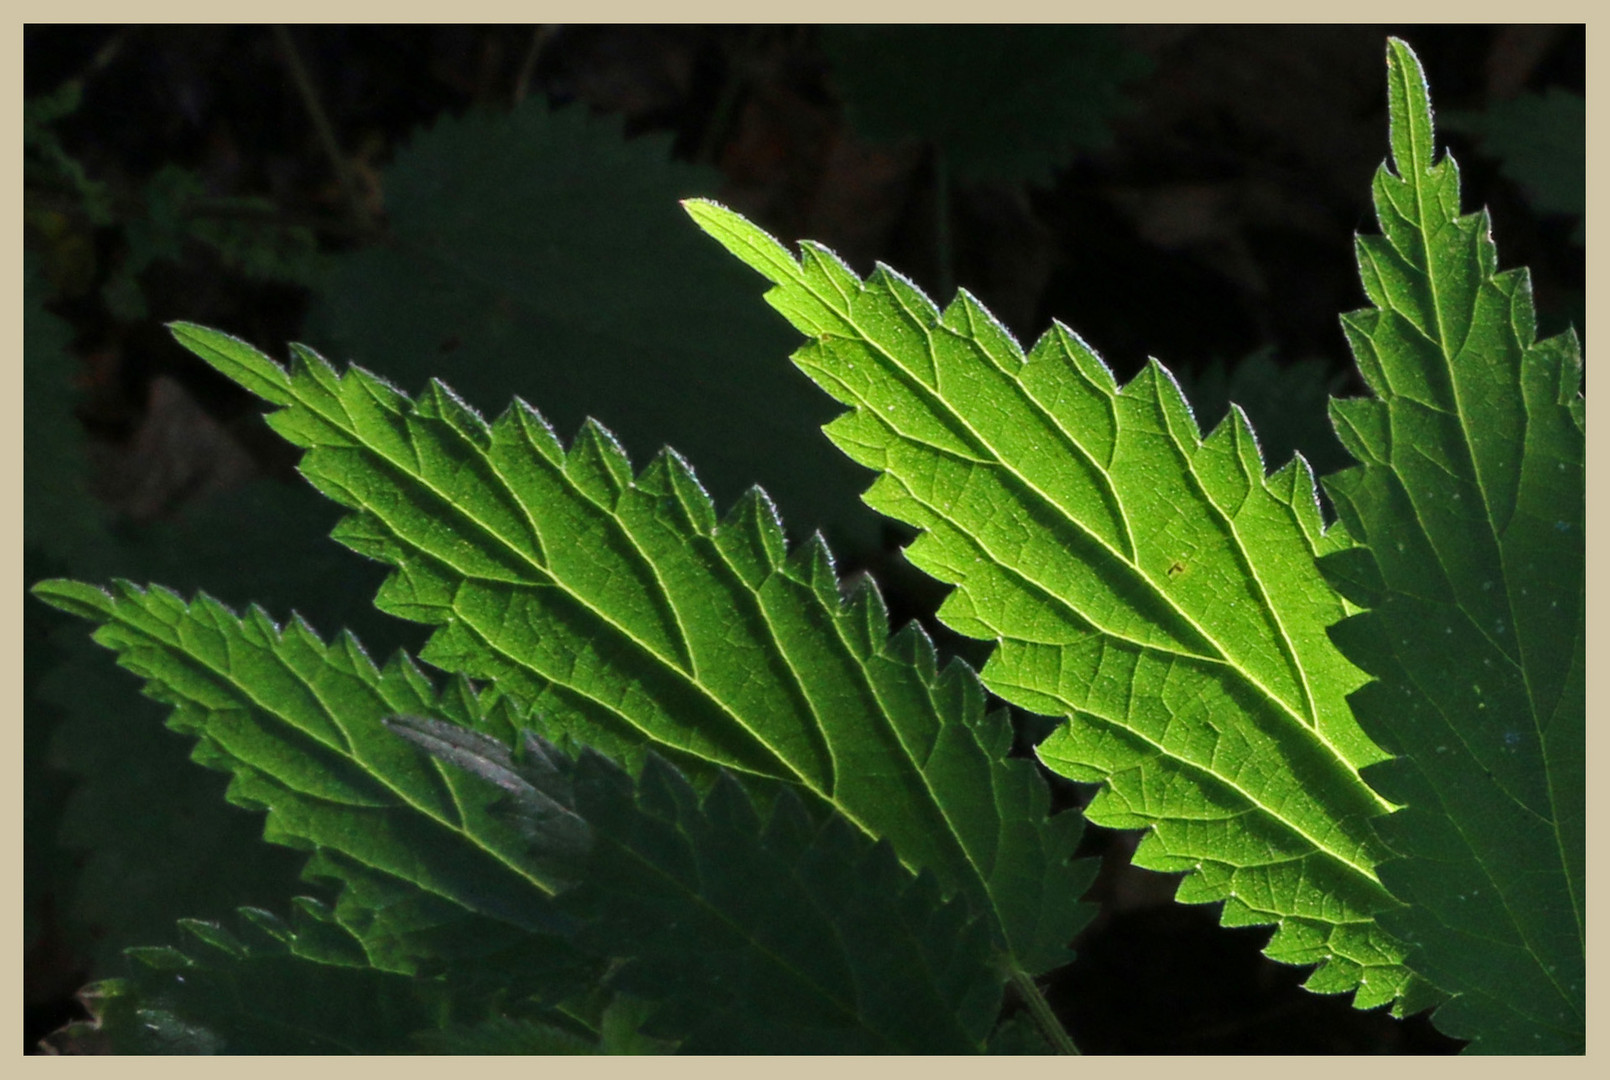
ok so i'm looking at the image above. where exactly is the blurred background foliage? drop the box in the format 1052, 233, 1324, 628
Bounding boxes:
23, 24, 1583, 1054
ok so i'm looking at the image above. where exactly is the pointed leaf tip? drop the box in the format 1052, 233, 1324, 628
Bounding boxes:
168, 322, 296, 406
683, 198, 804, 290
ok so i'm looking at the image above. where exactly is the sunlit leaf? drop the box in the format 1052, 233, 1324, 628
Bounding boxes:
165, 321, 1094, 979
687, 192, 1419, 1010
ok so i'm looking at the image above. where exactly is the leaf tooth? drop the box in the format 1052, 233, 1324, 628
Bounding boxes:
1036, 320, 1119, 395
238, 906, 295, 947
884, 619, 940, 685
712, 486, 787, 590
940, 289, 1025, 367
797, 241, 864, 318
177, 918, 247, 959
633, 446, 718, 539
837, 571, 891, 658
629, 749, 700, 824
931, 655, 986, 738
126, 945, 196, 971
779, 531, 841, 607
564, 417, 634, 510
504, 396, 568, 467
1135, 357, 1204, 449
419, 377, 495, 453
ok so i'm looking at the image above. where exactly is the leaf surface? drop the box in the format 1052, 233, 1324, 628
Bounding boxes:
40, 903, 447, 1054
165, 322, 1094, 979
392, 716, 1003, 1053
1319, 39, 1584, 1053
30, 578, 589, 993
686, 199, 1421, 1008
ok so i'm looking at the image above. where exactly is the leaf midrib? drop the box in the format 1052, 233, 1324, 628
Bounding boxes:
1392, 52, 1580, 1001
788, 264, 1388, 821
298, 379, 832, 799
101, 594, 557, 906
292, 360, 1018, 934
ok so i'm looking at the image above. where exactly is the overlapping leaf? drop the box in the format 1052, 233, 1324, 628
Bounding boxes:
165, 322, 1093, 980
32, 570, 1004, 1052
29, 578, 589, 993
1318, 40, 1584, 1053
412, 999, 672, 1056
685, 202, 1423, 1008
40, 902, 448, 1054
392, 716, 1003, 1053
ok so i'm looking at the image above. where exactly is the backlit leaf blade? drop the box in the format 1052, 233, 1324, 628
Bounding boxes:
1319, 39, 1584, 1053
686, 200, 1421, 1008
391, 716, 1003, 1054
28, 577, 587, 989
166, 322, 1093, 979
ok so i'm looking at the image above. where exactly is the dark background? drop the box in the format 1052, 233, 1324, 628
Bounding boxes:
24, 24, 1585, 1054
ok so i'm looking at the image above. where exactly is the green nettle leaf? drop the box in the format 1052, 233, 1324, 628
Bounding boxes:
684, 204, 1420, 1010
160, 322, 1094, 981
1318, 40, 1584, 1053
29, 36, 1581, 1055
29, 578, 590, 993
391, 716, 1004, 1053
41, 902, 449, 1054
411, 1000, 673, 1056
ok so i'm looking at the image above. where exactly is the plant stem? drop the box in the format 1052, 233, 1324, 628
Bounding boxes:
273, 25, 372, 233
694, 26, 765, 166
1010, 967, 1079, 1054
512, 25, 559, 106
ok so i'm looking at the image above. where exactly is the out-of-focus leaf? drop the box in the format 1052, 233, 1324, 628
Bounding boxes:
1445, 88, 1584, 241
1180, 349, 1353, 482
822, 26, 1150, 186
24, 255, 109, 567
306, 100, 875, 552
